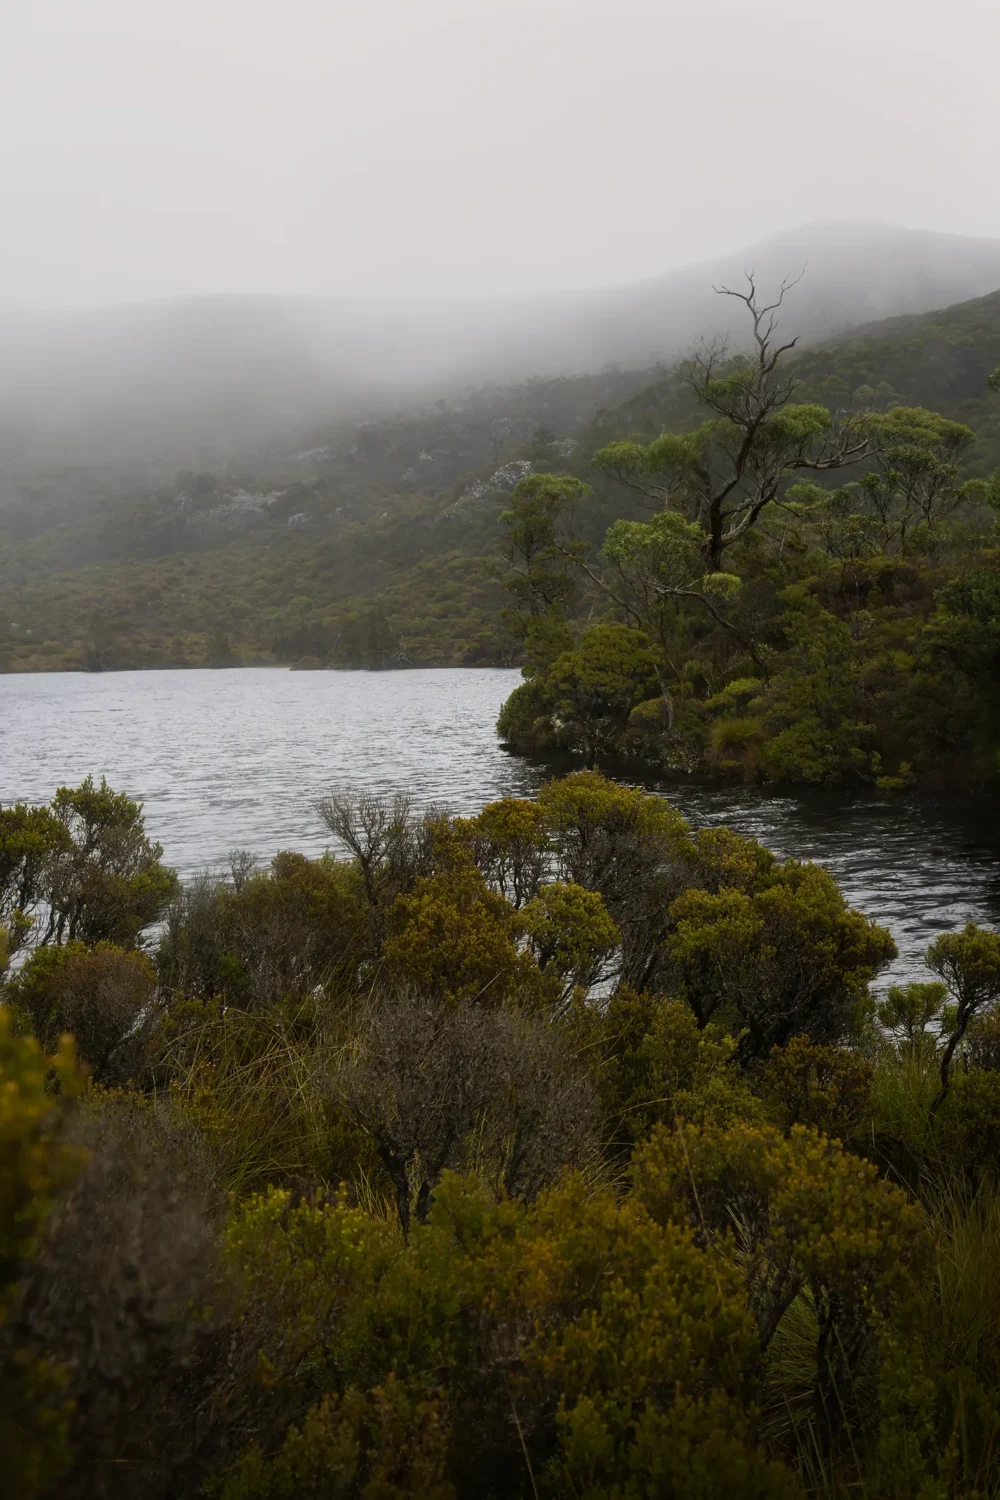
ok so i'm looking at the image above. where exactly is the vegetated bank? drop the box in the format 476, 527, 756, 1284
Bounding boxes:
5, 770, 1000, 1496
495, 284, 1000, 792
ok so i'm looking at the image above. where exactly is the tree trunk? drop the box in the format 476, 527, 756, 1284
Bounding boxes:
380, 1147, 411, 1239
653, 665, 675, 732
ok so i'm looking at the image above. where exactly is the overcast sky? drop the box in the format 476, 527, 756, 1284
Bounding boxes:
3, 0, 998, 308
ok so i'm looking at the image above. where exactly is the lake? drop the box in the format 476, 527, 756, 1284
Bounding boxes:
2, 666, 998, 985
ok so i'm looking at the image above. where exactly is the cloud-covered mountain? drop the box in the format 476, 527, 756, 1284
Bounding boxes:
3, 221, 1000, 465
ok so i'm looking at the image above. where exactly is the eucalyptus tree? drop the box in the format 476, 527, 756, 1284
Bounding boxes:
590, 274, 871, 572
500, 279, 871, 709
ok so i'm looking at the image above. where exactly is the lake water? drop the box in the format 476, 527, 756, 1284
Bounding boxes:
2, 666, 998, 986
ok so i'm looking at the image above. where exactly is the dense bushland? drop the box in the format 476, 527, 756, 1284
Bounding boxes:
496, 284, 1000, 790
4, 773, 1000, 1496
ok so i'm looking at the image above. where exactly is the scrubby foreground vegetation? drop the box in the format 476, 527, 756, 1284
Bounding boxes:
5, 771, 1000, 1496
497, 283, 1000, 790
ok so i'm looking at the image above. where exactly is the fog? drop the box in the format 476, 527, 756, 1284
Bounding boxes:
2, 0, 999, 461
4, 0, 999, 305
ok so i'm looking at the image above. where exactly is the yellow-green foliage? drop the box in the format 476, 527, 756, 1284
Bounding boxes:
761, 1035, 874, 1140
0, 1008, 84, 1497
161, 1000, 371, 1196
224, 1187, 399, 1397
9, 941, 156, 1084
225, 1171, 800, 1498
460, 796, 546, 909
708, 713, 766, 777
520, 880, 620, 999
937, 1069, 1000, 1184
665, 859, 896, 1056
0, 1008, 83, 1305
219, 1382, 455, 1500
580, 990, 761, 1151
498, 329, 1000, 795
382, 865, 541, 1005
965, 1006, 1000, 1071
9, 769, 1000, 1497
535, 768, 690, 859
877, 980, 948, 1053
632, 1122, 930, 1368
874, 1178, 1000, 1498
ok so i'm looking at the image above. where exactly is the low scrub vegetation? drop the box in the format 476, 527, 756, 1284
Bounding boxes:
4, 772, 1000, 1495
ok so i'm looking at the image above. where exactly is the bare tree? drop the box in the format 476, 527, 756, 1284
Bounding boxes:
593, 274, 872, 571
316, 790, 438, 913
330, 988, 599, 1237
227, 848, 257, 891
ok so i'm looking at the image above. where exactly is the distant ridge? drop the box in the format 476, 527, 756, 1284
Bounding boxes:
2, 221, 1000, 464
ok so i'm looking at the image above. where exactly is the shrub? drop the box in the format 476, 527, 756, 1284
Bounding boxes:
382, 866, 540, 1007
927, 923, 1000, 1110
0, 802, 71, 955
583, 990, 761, 1153
12, 1095, 236, 1500
707, 714, 766, 778
632, 1121, 931, 1440
665, 861, 896, 1059
462, 797, 546, 909
226, 1172, 800, 1498
0, 1009, 83, 1498
536, 771, 693, 991
519, 880, 620, 1003
937, 1068, 1000, 1185
762, 1036, 874, 1140
10, 942, 156, 1086
966, 1006, 1000, 1072
495, 678, 555, 752
158, 853, 365, 1010
331, 989, 598, 1235
876, 981, 948, 1054
218, 1382, 454, 1500
546, 623, 660, 759
44, 776, 178, 948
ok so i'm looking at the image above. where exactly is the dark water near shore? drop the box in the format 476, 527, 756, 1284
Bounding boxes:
2, 667, 998, 986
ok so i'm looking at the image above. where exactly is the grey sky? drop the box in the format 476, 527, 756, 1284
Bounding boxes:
3, 0, 998, 308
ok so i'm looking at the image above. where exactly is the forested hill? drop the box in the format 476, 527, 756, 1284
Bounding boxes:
3, 285, 1000, 674
596, 289, 1000, 463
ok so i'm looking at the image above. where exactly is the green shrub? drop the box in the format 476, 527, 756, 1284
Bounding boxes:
0, 1009, 83, 1498
762, 1035, 874, 1140
9, 941, 156, 1085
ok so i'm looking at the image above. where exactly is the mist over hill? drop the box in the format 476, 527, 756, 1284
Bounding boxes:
3, 221, 1000, 468
4, 264, 1000, 679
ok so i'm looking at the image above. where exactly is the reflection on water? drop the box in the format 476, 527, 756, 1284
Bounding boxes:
2, 667, 998, 985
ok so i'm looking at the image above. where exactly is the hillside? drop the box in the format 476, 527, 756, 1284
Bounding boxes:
603, 286, 1000, 464
4, 221, 1000, 469
2, 280, 1000, 674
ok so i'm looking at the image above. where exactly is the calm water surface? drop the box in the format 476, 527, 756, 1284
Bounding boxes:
2, 667, 998, 985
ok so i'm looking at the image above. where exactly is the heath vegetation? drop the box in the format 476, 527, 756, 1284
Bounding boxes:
5, 772, 1000, 1496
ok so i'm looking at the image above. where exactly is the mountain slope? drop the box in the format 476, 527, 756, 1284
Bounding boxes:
3, 276, 1000, 674
3, 222, 1000, 468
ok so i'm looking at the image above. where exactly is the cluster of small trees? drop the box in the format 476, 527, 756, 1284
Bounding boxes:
497, 281, 1000, 788
5, 773, 1000, 1495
